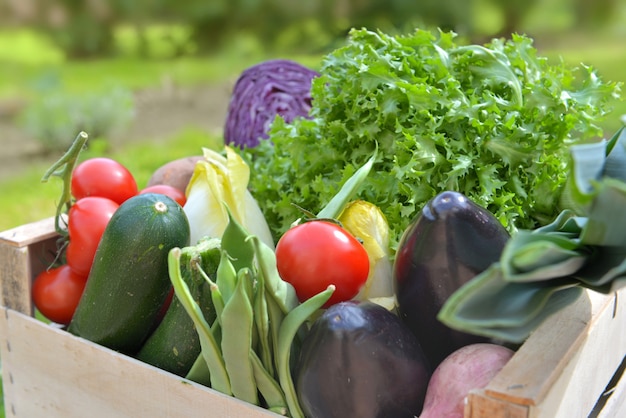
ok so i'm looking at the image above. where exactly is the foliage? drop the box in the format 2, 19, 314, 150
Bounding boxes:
243, 28, 621, 255
19, 86, 135, 152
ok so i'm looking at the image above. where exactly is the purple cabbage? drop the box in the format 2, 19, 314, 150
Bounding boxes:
224, 59, 319, 148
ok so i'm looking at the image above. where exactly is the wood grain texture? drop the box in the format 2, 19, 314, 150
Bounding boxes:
466, 287, 626, 418
0, 309, 280, 418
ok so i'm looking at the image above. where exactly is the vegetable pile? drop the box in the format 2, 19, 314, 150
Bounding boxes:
30, 26, 626, 418
242, 28, 620, 253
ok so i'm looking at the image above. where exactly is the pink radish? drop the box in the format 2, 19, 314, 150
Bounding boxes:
419, 343, 515, 418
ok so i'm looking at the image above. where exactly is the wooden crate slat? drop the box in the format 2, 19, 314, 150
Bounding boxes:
0, 216, 60, 247
0, 308, 280, 418
474, 288, 626, 418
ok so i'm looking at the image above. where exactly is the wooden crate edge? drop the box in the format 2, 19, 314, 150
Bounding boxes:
0, 307, 282, 418
473, 287, 626, 418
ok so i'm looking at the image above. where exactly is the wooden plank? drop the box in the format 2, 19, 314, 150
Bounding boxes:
0, 308, 280, 418
480, 288, 626, 418
465, 390, 529, 418
594, 356, 626, 418
0, 244, 32, 314
0, 216, 60, 247
0, 217, 59, 314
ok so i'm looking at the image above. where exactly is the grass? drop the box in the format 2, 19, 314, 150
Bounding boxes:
0, 127, 222, 233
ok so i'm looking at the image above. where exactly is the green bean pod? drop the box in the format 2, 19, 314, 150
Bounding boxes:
217, 249, 238, 304
250, 349, 288, 415
253, 270, 274, 375
168, 248, 231, 395
221, 267, 258, 405
222, 207, 256, 270
185, 352, 211, 386
277, 285, 335, 418
250, 235, 299, 314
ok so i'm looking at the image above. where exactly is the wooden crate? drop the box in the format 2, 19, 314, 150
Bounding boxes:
1, 218, 625, 418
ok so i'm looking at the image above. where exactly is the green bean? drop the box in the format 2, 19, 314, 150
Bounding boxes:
221, 267, 258, 405
249, 235, 299, 313
216, 249, 237, 304
277, 285, 335, 418
316, 147, 377, 219
185, 352, 211, 386
250, 349, 288, 415
265, 293, 285, 374
252, 269, 273, 375
222, 206, 256, 271
196, 264, 225, 324
168, 248, 231, 396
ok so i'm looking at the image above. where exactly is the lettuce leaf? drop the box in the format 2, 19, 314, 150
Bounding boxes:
243, 28, 621, 255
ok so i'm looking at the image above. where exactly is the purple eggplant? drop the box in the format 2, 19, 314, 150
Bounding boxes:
295, 301, 431, 418
393, 191, 510, 368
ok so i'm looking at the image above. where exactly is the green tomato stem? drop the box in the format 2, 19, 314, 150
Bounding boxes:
41, 131, 89, 237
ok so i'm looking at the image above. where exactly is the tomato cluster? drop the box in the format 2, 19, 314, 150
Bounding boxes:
32, 157, 186, 325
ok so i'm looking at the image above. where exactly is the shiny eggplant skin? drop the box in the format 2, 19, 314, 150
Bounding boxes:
393, 191, 510, 368
295, 301, 431, 418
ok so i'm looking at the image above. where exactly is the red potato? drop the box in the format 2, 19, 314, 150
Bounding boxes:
419, 343, 515, 418
146, 156, 204, 194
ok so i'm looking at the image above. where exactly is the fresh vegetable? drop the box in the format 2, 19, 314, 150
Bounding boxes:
137, 237, 221, 376
71, 157, 138, 204
68, 193, 190, 353
168, 211, 331, 417
337, 199, 395, 307
243, 28, 620, 253
394, 191, 510, 367
275, 220, 370, 307
295, 301, 431, 418
146, 155, 204, 194
438, 125, 626, 343
140, 184, 187, 206
419, 343, 515, 418
183, 146, 274, 247
65, 196, 119, 277
32, 264, 87, 325
224, 59, 319, 148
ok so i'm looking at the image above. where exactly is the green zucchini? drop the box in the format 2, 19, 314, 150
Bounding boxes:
136, 237, 221, 376
68, 193, 190, 353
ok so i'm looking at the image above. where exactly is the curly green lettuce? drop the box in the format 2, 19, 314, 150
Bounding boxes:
243, 28, 621, 255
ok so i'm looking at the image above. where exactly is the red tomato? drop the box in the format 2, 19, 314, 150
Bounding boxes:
32, 264, 88, 325
71, 157, 138, 204
65, 196, 119, 277
275, 220, 370, 307
140, 184, 187, 206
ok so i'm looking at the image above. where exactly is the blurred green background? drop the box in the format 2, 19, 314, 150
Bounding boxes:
0, 0, 625, 413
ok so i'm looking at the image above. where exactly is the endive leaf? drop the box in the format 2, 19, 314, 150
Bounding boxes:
338, 200, 394, 302
184, 146, 274, 248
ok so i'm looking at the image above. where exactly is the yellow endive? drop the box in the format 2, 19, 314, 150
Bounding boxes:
183, 146, 275, 249
338, 200, 396, 310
